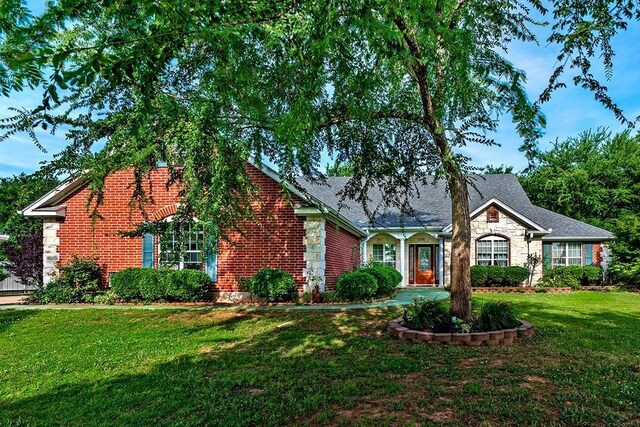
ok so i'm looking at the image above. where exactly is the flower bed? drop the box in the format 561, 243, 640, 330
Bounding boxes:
389, 318, 534, 346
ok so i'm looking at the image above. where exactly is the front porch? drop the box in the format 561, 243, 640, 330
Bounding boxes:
362, 230, 448, 288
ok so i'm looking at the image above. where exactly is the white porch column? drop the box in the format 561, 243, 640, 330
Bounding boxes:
361, 237, 368, 264
399, 236, 406, 287
438, 238, 445, 288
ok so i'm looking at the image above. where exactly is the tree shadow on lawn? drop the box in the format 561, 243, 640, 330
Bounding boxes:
0, 307, 638, 427
0, 310, 37, 334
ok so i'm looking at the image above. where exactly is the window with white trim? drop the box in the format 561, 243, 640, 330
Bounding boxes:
552, 242, 582, 267
372, 243, 396, 268
159, 222, 204, 270
476, 236, 509, 266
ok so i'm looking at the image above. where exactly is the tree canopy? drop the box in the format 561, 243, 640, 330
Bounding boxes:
1, 0, 639, 317
521, 128, 640, 265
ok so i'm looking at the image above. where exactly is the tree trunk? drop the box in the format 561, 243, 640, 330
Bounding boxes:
446, 167, 472, 321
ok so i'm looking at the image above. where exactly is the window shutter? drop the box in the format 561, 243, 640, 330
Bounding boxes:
585, 243, 593, 266
142, 233, 154, 268
543, 243, 552, 272
206, 249, 217, 281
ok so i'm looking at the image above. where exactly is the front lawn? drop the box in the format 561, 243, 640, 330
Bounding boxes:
1, 292, 639, 426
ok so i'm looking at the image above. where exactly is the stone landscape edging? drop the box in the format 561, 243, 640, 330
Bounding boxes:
472, 286, 617, 294
389, 318, 534, 346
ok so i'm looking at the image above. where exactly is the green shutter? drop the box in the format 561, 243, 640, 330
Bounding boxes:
543, 243, 552, 272
142, 233, 154, 268
585, 243, 593, 266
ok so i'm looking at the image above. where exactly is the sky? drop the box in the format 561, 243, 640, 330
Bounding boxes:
1, 3, 639, 178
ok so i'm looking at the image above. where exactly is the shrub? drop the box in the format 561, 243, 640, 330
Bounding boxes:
138, 269, 168, 302
471, 265, 528, 287
360, 263, 400, 297
503, 266, 530, 286
246, 268, 297, 302
110, 268, 211, 302
335, 270, 377, 301
608, 261, 640, 287
581, 266, 603, 285
538, 267, 581, 289
470, 265, 488, 287
402, 298, 449, 331
94, 290, 118, 305
476, 301, 520, 331
167, 269, 210, 302
110, 268, 144, 301
42, 256, 102, 303
485, 266, 505, 286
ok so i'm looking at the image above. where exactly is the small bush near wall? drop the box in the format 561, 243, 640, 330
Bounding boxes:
109, 268, 210, 302
245, 268, 297, 302
538, 268, 581, 290
360, 262, 402, 298
539, 266, 603, 289
608, 261, 640, 287
471, 265, 529, 287
32, 256, 103, 304
335, 270, 377, 301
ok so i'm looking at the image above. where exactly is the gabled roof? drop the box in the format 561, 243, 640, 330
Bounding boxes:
18, 161, 367, 238
443, 197, 548, 233
300, 174, 615, 240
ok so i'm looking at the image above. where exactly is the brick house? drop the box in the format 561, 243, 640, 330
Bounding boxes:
21, 162, 614, 300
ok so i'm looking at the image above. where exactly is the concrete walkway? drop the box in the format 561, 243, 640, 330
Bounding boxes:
0, 287, 448, 311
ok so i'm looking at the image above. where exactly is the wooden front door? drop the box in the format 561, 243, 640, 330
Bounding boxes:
413, 245, 436, 285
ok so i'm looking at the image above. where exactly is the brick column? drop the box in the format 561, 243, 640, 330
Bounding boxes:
303, 216, 326, 292
42, 219, 60, 285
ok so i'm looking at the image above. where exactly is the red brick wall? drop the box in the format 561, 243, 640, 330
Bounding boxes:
55, 164, 307, 292
593, 243, 602, 266
324, 221, 361, 290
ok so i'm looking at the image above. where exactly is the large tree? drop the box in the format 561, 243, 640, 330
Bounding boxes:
521, 128, 640, 264
1, 1, 637, 319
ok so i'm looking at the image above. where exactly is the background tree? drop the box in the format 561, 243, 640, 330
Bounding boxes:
1, 1, 638, 319
483, 165, 515, 175
325, 161, 354, 177
521, 128, 640, 282
0, 173, 59, 285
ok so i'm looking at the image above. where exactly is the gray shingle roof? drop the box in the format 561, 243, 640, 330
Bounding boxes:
299, 174, 614, 239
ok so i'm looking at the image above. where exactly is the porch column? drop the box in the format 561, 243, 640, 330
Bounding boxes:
361, 237, 368, 264
302, 216, 326, 292
399, 236, 406, 287
438, 238, 445, 288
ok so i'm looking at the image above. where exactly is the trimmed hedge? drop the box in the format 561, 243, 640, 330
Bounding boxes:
335, 270, 378, 301
246, 268, 297, 302
471, 265, 529, 287
110, 268, 210, 302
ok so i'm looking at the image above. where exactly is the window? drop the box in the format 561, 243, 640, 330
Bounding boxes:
476, 236, 509, 266
487, 206, 500, 223
552, 242, 582, 267
372, 243, 396, 267
159, 222, 205, 270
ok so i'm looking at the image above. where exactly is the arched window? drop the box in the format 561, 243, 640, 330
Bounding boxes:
476, 235, 509, 266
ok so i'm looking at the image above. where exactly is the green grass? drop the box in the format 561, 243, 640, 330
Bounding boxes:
1, 291, 639, 426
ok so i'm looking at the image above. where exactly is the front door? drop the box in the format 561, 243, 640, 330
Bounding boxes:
414, 245, 436, 285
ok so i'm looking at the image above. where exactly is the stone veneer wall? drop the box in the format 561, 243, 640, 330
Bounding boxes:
469, 205, 543, 284
302, 216, 326, 292
42, 219, 60, 285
